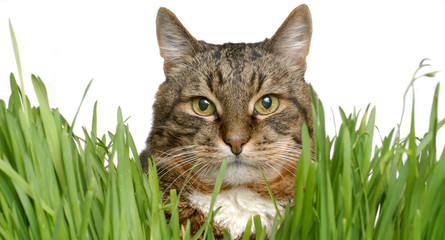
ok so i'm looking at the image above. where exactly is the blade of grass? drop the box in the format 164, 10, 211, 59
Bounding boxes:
70, 79, 94, 135
201, 159, 227, 239
8, 20, 25, 101
241, 218, 253, 240
261, 171, 282, 220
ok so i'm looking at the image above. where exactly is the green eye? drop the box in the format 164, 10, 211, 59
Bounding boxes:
254, 95, 279, 115
192, 97, 216, 116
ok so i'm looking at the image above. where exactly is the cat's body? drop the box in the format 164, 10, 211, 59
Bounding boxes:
140, 5, 314, 239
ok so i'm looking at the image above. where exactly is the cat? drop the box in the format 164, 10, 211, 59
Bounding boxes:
140, 4, 315, 239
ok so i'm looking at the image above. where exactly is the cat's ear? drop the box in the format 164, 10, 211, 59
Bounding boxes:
265, 5, 312, 66
156, 8, 202, 69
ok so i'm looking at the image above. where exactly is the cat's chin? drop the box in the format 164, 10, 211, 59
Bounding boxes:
222, 157, 261, 185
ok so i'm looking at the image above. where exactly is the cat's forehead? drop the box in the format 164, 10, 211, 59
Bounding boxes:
183, 43, 266, 98
171, 41, 304, 103
198, 42, 298, 94
206, 42, 267, 69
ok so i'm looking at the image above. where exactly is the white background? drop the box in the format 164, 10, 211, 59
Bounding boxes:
1, 0, 444, 153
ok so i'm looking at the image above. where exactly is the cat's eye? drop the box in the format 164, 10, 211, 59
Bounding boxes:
192, 97, 216, 116
254, 95, 279, 115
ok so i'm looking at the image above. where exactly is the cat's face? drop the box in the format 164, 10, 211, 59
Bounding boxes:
141, 5, 314, 194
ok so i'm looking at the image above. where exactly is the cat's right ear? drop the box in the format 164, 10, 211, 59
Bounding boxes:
156, 8, 202, 70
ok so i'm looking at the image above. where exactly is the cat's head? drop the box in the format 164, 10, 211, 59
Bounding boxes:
141, 5, 315, 194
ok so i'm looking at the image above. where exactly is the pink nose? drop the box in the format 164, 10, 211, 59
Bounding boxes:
225, 138, 248, 155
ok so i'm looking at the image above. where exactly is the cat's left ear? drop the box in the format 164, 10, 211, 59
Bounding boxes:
265, 5, 312, 66
156, 8, 202, 70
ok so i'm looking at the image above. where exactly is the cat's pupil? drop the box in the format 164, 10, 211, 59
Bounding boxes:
262, 95, 272, 109
199, 98, 210, 111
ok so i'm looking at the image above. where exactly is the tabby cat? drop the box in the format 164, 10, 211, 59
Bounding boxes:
140, 5, 315, 239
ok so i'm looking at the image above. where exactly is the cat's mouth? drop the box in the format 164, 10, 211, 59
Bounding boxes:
227, 156, 258, 169
219, 156, 264, 185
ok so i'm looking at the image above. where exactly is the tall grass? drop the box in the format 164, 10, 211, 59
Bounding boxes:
1, 23, 444, 239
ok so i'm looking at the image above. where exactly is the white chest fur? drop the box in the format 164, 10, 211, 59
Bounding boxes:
188, 187, 286, 239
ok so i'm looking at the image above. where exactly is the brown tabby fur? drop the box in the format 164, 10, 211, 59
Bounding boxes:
140, 5, 315, 239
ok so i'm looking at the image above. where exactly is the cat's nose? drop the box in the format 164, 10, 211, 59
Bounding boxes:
225, 138, 248, 155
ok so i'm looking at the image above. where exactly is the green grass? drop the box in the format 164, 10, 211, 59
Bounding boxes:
1, 23, 445, 239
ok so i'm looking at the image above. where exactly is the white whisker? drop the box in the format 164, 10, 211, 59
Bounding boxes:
162, 161, 204, 197
157, 156, 201, 180
263, 161, 290, 187
184, 162, 214, 190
